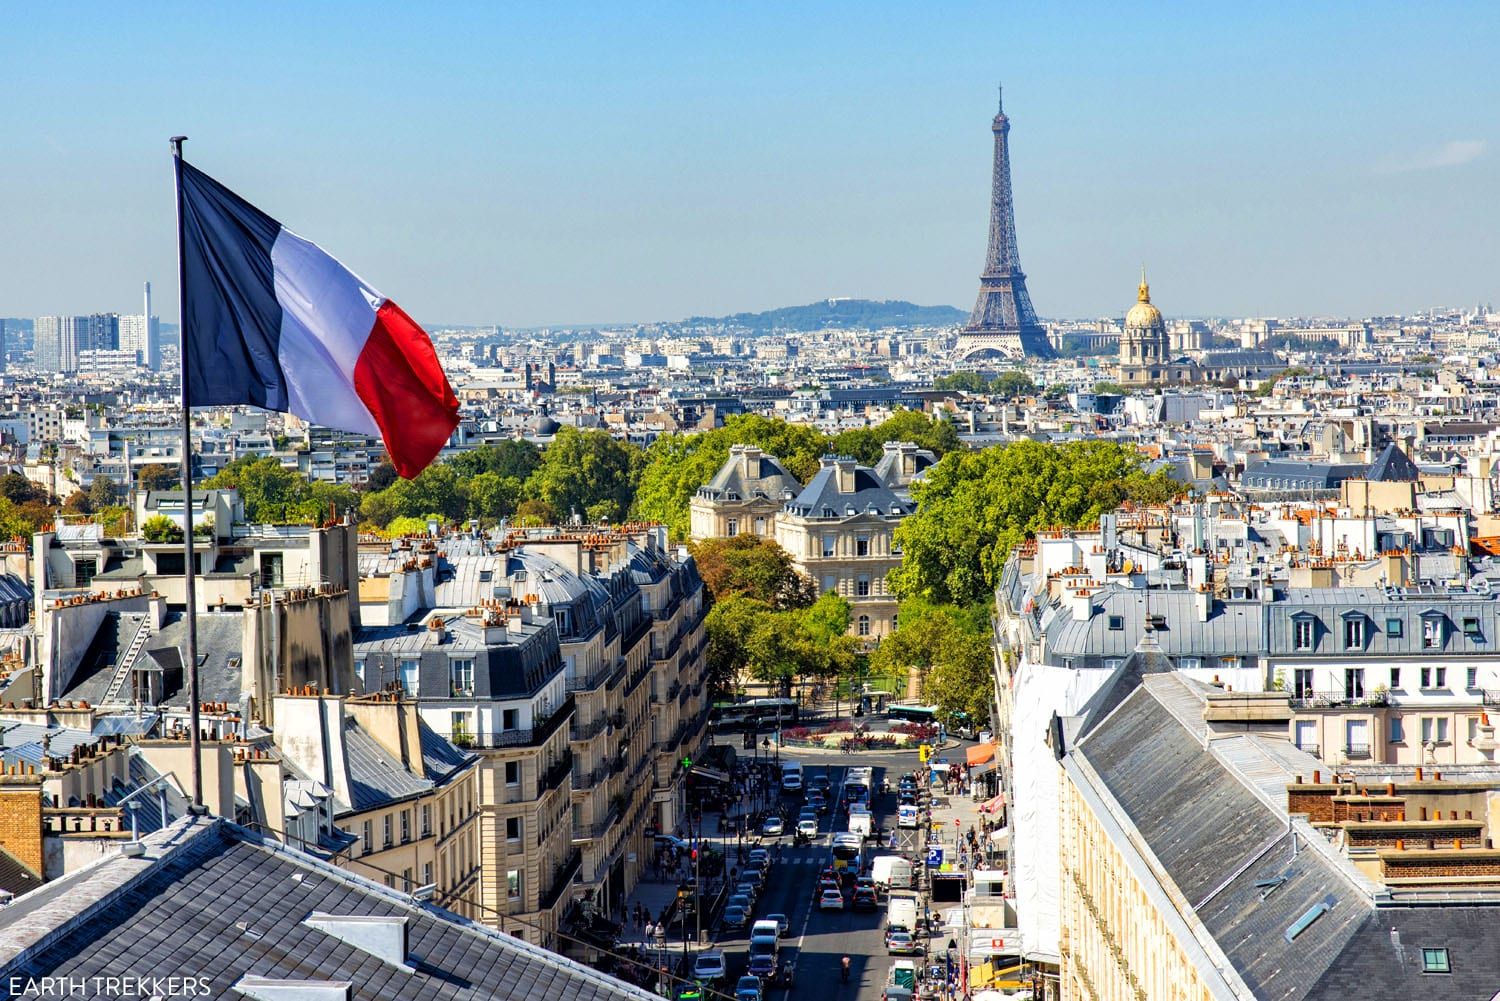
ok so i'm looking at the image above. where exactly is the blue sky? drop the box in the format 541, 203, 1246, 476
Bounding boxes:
4, 2, 1498, 325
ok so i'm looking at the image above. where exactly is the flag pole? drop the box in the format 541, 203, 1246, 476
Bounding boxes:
170, 135, 205, 814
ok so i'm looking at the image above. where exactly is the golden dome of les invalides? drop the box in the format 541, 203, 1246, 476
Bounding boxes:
1124, 268, 1164, 330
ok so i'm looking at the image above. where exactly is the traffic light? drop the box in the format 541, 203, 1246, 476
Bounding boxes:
691, 848, 698, 862
682, 755, 693, 770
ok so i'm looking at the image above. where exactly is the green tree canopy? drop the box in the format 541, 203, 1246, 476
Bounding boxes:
889, 440, 1182, 607
523, 427, 641, 524
447, 440, 541, 482
871, 599, 993, 724
690, 535, 815, 610
88, 475, 117, 511
137, 464, 179, 491
829, 410, 960, 465
631, 414, 828, 538
203, 456, 313, 523
990, 371, 1036, 399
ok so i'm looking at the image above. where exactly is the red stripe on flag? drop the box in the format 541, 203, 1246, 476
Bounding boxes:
353, 300, 460, 478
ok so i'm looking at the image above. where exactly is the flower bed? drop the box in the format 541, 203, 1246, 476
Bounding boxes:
779, 724, 913, 751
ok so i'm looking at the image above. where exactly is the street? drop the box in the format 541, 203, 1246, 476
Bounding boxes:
704, 748, 938, 1001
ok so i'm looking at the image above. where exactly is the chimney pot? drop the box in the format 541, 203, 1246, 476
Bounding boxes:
1313, 770, 1321, 784
1386, 782, 1396, 796
1396, 838, 1405, 851
1416, 767, 1424, 781
1454, 838, 1463, 851
1420, 806, 1428, 821
1435, 771, 1443, 781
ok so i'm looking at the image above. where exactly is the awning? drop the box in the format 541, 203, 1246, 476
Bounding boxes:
977, 794, 1006, 814
987, 826, 1010, 849
966, 742, 997, 766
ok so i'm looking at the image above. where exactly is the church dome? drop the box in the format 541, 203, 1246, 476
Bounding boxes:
1125, 273, 1164, 330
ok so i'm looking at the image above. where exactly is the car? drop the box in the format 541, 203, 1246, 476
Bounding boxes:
722, 904, 749, 931
853, 887, 879, 911
818, 875, 841, 894
727, 893, 753, 915
761, 815, 785, 836
675, 987, 703, 1001
765, 913, 791, 937
747, 936, 779, 979
881, 988, 914, 1001
751, 919, 781, 940
656, 834, 691, 853
692, 950, 727, 984
797, 818, 819, 839
885, 930, 920, 955
735, 975, 764, 1001
735, 882, 760, 905
818, 888, 845, 911
855, 876, 878, 894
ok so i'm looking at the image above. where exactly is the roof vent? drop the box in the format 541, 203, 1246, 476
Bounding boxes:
302, 912, 413, 971
233, 978, 353, 1001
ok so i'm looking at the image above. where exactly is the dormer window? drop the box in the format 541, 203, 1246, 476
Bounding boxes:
1292, 614, 1315, 651
1342, 613, 1365, 650
1421, 612, 1445, 650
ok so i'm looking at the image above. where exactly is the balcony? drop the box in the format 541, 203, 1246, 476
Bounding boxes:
1344, 743, 1372, 760
570, 715, 607, 742
536, 750, 574, 798
1289, 690, 1389, 710
572, 763, 609, 788
1294, 743, 1321, 758
665, 680, 682, 702
467, 695, 575, 749
566, 663, 611, 693
540, 848, 583, 911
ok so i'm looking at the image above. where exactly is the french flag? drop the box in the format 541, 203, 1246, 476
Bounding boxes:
177, 159, 459, 478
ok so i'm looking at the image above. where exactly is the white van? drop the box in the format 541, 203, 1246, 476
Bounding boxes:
847, 805, 873, 839
886, 889, 920, 932
871, 854, 913, 891
780, 760, 804, 793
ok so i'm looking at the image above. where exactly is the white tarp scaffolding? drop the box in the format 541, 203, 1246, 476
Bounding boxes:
1010, 658, 1112, 963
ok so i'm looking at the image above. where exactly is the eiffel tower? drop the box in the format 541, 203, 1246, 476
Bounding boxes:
955, 89, 1053, 360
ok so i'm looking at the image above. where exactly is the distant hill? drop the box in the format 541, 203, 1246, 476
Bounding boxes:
679, 298, 966, 334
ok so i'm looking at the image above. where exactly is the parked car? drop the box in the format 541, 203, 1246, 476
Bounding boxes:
692, 950, 727, 984
722, 904, 749, 931
761, 815, 785, 836
819, 888, 846, 911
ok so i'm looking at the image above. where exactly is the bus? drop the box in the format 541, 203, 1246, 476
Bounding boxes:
709, 697, 801, 733
830, 833, 863, 874
842, 766, 873, 811
886, 702, 939, 726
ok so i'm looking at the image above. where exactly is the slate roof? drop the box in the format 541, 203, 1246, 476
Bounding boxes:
0, 845, 42, 898
341, 719, 434, 814
60, 611, 245, 708
1242, 459, 1368, 492
783, 459, 913, 519
418, 720, 474, 785
697, 445, 802, 501
1364, 443, 1420, 482
1067, 672, 1500, 999
0, 818, 657, 1001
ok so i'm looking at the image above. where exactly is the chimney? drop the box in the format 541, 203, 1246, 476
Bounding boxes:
1193, 585, 1212, 622
1069, 586, 1094, 622
426, 617, 446, 645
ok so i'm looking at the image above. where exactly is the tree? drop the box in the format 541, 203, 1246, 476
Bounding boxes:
515, 497, 558, 526
631, 415, 829, 538
0, 474, 43, 505
382, 515, 431, 538
1092, 381, 1127, 396
141, 514, 182, 543
364, 460, 398, 493
137, 465, 179, 492
690, 535, 815, 610
203, 456, 313, 523
705, 594, 772, 694
448, 441, 540, 483
524, 427, 641, 524
88, 475, 118, 511
990, 371, 1036, 399
933, 372, 989, 393
829, 410, 960, 465
889, 440, 1182, 607
466, 472, 523, 524
872, 599, 993, 724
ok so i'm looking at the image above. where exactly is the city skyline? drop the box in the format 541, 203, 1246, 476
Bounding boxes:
4, 3, 1498, 326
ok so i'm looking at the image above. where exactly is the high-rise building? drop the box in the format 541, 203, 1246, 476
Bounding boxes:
955, 89, 1053, 360
0, 318, 7, 372
37, 313, 120, 373
119, 282, 161, 370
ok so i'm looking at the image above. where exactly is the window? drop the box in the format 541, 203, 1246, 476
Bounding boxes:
354, 659, 366, 687
362, 820, 372, 855
1436, 667, 1447, 689
1421, 717, 1450, 744
403, 867, 413, 892
450, 711, 472, 745
754, 516, 766, 535
1389, 717, 1404, 742
821, 575, 837, 595
1390, 667, 1401, 690
1345, 669, 1364, 700
1467, 667, 1479, 690
857, 615, 871, 636
74, 558, 97, 586
1293, 669, 1314, 699
1343, 617, 1364, 649
400, 810, 411, 843
507, 869, 522, 899
399, 658, 421, 696
1464, 617, 1482, 640
1107, 615, 1124, 631
450, 658, 475, 697
503, 708, 520, 731
856, 575, 871, 597
1386, 617, 1404, 638
505, 761, 521, 785
259, 552, 284, 587
421, 805, 431, 836
1422, 617, 1442, 649
1468, 716, 1480, 744
1345, 719, 1369, 758
382, 814, 393, 848
1438, 718, 1450, 742
1421, 717, 1433, 744
507, 817, 522, 842
1294, 719, 1316, 751
1419, 667, 1446, 690
856, 536, 869, 557
1421, 947, 1451, 974
1293, 617, 1314, 651
822, 535, 836, 558
422, 862, 432, 886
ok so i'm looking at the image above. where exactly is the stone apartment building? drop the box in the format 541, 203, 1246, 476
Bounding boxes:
689, 444, 802, 541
